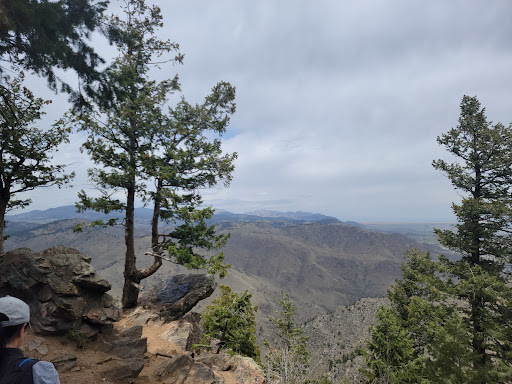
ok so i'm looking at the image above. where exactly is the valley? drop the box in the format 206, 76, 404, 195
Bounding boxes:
5, 208, 449, 320
4, 207, 452, 380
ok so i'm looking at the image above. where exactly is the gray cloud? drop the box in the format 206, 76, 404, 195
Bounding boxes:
16, 0, 512, 222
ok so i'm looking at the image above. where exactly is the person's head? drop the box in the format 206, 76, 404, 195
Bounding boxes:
0, 296, 30, 350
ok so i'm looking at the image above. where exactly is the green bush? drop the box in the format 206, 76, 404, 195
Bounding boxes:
200, 285, 260, 360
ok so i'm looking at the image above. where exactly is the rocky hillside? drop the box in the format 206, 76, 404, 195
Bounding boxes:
305, 297, 388, 383
4, 218, 443, 328
0, 246, 265, 384
216, 221, 434, 315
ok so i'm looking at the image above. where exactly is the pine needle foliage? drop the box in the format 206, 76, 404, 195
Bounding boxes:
362, 96, 512, 384
432, 96, 512, 382
0, 73, 73, 257
60, 0, 237, 308
264, 292, 331, 384
0, 0, 108, 101
200, 285, 260, 360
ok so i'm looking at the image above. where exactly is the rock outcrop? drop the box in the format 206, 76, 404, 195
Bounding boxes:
101, 358, 145, 381
122, 306, 201, 356
139, 274, 216, 320
149, 347, 265, 384
0, 246, 121, 336
0, 246, 263, 383
119, 304, 265, 383
195, 353, 265, 384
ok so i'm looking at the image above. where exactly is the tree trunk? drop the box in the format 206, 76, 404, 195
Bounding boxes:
151, 179, 162, 251
136, 179, 162, 280
470, 296, 486, 378
470, 166, 487, 377
122, 179, 138, 308
0, 193, 8, 261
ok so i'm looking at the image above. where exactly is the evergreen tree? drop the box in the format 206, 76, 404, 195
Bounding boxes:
362, 306, 418, 383
0, 0, 108, 100
363, 96, 512, 384
362, 250, 470, 384
432, 95, 512, 382
264, 292, 316, 383
200, 285, 260, 359
0, 74, 73, 257
63, 0, 236, 308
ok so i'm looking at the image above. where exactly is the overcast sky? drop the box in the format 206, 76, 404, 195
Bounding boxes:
18, 0, 512, 222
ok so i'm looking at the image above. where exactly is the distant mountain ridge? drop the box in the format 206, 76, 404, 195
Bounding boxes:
6, 205, 344, 226
6, 205, 154, 225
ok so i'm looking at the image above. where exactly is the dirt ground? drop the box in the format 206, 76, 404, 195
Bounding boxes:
21, 314, 173, 383
21, 310, 242, 384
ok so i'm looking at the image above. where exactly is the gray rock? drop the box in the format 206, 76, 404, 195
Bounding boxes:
232, 356, 265, 384
77, 322, 99, 339
181, 312, 201, 350
139, 274, 216, 320
27, 337, 44, 352
154, 354, 193, 378
99, 323, 114, 335
100, 336, 148, 358
0, 246, 121, 335
52, 354, 77, 373
119, 325, 143, 339
72, 276, 111, 293
195, 353, 236, 371
101, 358, 144, 380
35, 343, 49, 356
182, 362, 216, 384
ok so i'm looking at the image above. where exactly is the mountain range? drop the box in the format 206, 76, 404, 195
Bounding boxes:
3, 205, 458, 379
4, 206, 449, 325
5, 205, 343, 226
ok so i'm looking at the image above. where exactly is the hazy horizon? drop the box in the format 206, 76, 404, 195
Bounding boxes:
6, 203, 456, 224
12, 0, 511, 223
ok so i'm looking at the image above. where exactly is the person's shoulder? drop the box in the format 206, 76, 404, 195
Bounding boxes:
32, 361, 60, 384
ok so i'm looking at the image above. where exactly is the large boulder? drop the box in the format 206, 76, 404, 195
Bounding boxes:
118, 305, 264, 384
0, 246, 121, 335
139, 274, 216, 320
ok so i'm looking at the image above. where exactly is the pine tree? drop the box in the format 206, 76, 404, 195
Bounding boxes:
0, 0, 108, 100
363, 96, 512, 384
0, 74, 73, 257
63, 0, 236, 308
200, 285, 260, 359
362, 305, 418, 383
264, 292, 316, 384
432, 95, 512, 383
362, 250, 471, 384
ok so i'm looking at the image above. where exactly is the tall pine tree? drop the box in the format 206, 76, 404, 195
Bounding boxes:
64, 0, 236, 308
432, 95, 512, 382
363, 96, 512, 383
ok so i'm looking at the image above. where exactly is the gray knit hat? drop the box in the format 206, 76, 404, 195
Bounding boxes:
0, 296, 30, 327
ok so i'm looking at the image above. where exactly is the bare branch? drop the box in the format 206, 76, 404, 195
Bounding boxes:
143, 251, 179, 265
